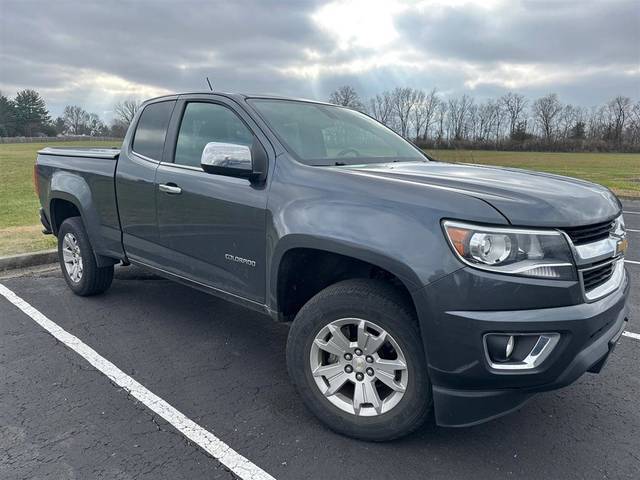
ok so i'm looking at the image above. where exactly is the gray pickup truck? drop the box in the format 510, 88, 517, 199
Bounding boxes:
35, 92, 630, 441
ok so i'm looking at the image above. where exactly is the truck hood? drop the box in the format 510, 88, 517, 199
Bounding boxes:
340, 161, 621, 227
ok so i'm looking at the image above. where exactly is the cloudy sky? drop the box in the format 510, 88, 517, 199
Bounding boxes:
1, 0, 638, 122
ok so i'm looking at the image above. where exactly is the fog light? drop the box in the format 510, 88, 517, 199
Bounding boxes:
506, 335, 515, 358
486, 334, 515, 362
484, 333, 561, 371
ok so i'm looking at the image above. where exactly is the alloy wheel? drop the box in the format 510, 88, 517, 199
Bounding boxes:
62, 233, 83, 283
309, 317, 408, 417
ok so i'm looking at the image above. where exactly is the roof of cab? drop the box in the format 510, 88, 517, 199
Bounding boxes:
143, 92, 334, 107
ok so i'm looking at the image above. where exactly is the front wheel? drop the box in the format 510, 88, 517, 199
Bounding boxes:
58, 217, 113, 296
286, 279, 432, 441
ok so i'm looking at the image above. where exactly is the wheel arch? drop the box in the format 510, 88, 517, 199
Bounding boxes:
270, 235, 423, 323
48, 171, 117, 267
49, 195, 83, 236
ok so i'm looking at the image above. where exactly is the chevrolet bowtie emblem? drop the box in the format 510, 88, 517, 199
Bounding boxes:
617, 238, 628, 255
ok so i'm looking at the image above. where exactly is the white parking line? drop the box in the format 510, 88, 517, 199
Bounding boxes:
623, 331, 640, 341
0, 284, 276, 480
625, 260, 640, 265
623, 211, 640, 215
627, 228, 640, 233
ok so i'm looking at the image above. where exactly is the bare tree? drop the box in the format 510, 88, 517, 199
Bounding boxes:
532, 93, 563, 141
586, 105, 605, 140
465, 103, 479, 140
87, 113, 108, 136
501, 92, 528, 136
391, 87, 420, 138
476, 100, 497, 142
558, 105, 584, 140
114, 99, 141, 126
447, 94, 474, 141
409, 89, 428, 141
492, 100, 505, 145
606, 95, 632, 143
411, 88, 440, 141
328, 86, 364, 110
626, 100, 640, 145
420, 88, 440, 141
435, 101, 447, 146
368, 91, 394, 126
63, 105, 89, 135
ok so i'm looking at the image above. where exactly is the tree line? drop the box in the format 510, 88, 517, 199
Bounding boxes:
329, 86, 640, 152
2, 87, 639, 152
0, 89, 140, 139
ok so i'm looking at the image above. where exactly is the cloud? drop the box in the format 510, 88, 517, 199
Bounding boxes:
0, 0, 637, 121
399, 0, 639, 64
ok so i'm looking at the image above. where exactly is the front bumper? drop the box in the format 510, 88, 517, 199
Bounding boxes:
415, 265, 630, 427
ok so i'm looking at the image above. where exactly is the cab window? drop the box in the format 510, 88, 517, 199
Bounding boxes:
132, 101, 175, 161
174, 102, 254, 168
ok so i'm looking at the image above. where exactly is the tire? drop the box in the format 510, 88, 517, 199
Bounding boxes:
286, 278, 432, 441
58, 217, 114, 296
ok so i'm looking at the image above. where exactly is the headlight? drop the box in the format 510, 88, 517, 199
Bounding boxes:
442, 220, 576, 280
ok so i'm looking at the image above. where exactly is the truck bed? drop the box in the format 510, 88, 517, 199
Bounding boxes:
35, 147, 123, 261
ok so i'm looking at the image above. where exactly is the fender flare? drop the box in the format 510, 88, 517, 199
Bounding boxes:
268, 233, 424, 313
49, 172, 113, 266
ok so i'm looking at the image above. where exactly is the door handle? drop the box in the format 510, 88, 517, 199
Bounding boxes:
159, 183, 182, 194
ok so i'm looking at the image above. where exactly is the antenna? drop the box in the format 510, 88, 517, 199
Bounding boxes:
206, 77, 213, 92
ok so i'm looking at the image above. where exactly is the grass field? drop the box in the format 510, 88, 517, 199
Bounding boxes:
0, 142, 638, 256
425, 150, 640, 197
0, 141, 117, 256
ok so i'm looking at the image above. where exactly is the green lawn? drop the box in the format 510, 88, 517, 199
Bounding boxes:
0, 143, 638, 257
0, 141, 117, 256
426, 150, 640, 198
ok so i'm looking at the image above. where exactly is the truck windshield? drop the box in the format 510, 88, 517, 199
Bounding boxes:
248, 99, 427, 166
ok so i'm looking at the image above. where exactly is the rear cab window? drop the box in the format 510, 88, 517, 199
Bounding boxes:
132, 101, 175, 161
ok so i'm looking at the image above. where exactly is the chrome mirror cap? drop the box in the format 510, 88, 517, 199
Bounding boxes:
201, 142, 252, 173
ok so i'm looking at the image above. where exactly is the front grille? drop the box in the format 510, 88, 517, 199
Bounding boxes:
582, 261, 615, 291
562, 220, 614, 245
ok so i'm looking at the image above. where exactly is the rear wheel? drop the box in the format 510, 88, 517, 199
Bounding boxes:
286, 279, 432, 441
58, 217, 113, 296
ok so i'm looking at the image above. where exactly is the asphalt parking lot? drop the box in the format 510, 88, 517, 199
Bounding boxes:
1, 199, 639, 480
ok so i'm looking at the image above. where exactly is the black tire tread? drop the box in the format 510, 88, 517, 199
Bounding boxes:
58, 217, 114, 296
286, 278, 432, 441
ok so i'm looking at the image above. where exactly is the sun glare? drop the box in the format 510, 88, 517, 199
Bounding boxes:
312, 0, 406, 50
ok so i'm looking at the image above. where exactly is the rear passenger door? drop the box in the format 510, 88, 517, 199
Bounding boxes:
154, 95, 270, 303
116, 99, 176, 265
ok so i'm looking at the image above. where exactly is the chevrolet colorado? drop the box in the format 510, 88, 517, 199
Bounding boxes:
35, 93, 630, 441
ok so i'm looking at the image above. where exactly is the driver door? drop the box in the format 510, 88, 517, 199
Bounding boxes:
154, 96, 269, 303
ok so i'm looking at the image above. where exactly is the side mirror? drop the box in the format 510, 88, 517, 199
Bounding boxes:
201, 142, 252, 177
200, 141, 267, 183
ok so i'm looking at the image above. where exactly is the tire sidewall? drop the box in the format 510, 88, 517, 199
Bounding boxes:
58, 217, 97, 294
287, 280, 431, 440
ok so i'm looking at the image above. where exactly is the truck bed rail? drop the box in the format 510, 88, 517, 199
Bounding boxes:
38, 147, 120, 160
